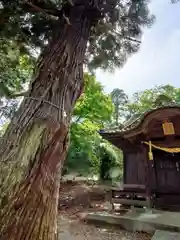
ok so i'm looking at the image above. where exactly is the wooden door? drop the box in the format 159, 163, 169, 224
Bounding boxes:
153, 150, 180, 193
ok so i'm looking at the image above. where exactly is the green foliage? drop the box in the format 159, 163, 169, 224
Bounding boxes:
126, 85, 178, 117
0, 121, 9, 137
0, 40, 34, 121
73, 73, 113, 126
66, 121, 123, 180
65, 121, 101, 176
65, 73, 122, 178
98, 141, 123, 181
110, 88, 129, 126
0, 0, 154, 70
0, 100, 18, 122
106, 85, 180, 132
0, 40, 34, 97
174, 88, 180, 104
86, 0, 155, 70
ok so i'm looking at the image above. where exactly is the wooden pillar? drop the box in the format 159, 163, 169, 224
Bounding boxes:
143, 145, 153, 209
123, 151, 127, 185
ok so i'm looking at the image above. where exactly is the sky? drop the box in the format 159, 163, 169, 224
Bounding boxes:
96, 0, 180, 97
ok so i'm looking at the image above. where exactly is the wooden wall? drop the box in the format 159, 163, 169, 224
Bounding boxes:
150, 150, 180, 193
123, 147, 146, 186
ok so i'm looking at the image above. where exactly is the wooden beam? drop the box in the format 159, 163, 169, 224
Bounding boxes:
112, 198, 148, 207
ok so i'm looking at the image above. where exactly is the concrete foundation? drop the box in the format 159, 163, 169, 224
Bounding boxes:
85, 208, 180, 234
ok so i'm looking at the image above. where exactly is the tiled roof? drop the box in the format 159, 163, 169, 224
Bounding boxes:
100, 105, 180, 134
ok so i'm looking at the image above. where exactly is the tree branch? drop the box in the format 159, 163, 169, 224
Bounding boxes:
97, 23, 142, 44
63, 13, 71, 25
8, 91, 28, 98
124, 36, 141, 44
23, 1, 59, 20
113, 29, 141, 44
74, 116, 82, 124
23, 1, 74, 24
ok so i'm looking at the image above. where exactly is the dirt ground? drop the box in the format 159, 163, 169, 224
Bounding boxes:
58, 181, 152, 240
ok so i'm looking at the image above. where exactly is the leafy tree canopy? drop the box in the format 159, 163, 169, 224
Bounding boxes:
0, 40, 34, 121
107, 85, 180, 130
73, 73, 113, 126
126, 84, 179, 116
65, 73, 123, 177
0, 0, 154, 70
0, 40, 34, 98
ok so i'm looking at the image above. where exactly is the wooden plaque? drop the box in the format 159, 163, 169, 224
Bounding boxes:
162, 121, 175, 135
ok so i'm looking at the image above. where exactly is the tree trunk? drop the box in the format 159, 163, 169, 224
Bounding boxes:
0, 5, 93, 239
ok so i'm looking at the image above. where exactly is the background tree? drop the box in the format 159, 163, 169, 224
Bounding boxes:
65, 73, 114, 177
0, 0, 154, 239
110, 85, 180, 130
126, 84, 177, 116
73, 73, 113, 125
110, 88, 128, 126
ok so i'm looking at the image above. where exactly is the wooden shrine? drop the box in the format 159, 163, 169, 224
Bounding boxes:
100, 106, 180, 211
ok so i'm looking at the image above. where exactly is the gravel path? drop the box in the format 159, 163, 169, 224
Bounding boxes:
58, 182, 152, 240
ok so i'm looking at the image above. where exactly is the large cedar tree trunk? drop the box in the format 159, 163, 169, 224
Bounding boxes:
0, 3, 96, 239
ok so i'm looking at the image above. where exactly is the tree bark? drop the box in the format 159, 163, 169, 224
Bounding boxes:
0, 4, 93, 239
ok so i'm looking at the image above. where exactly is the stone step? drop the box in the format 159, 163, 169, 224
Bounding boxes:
151, 230, 180, 240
